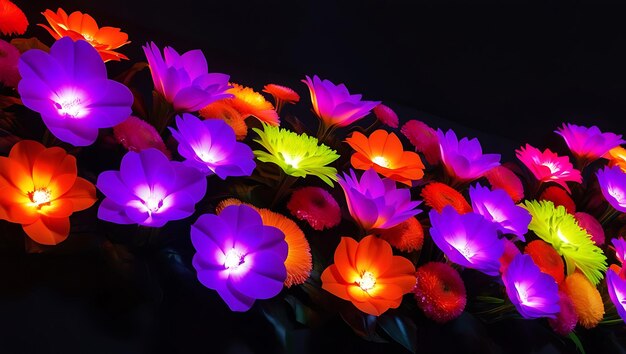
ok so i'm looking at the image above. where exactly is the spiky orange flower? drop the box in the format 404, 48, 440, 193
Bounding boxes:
263, 83, 299, 114
421, 182, 472, 214
346, 129, 424, 186
540, 186, 576, 214
0, 0, 28, 36
226, 83, 279, 126
199, 101, 248, 140
378, 217, 424, 252
39, 8, 129, 62
525, 240, 564, 284
606, 146, 626, 173
562, 272, 604, 329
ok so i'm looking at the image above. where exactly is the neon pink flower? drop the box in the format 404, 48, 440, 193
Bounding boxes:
400, 119, 440, 165
0, 39, 20, 88
372, 103, 398, 128
555, 123, 624, 164
113, 116, 170, 158
286, 187, 341, 231
485, 165, 524, 203
437, 129, 500, 182
516, 144, 582, 193
574, 212, 604, 246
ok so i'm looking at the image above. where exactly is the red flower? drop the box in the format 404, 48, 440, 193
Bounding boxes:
485, 165, 524, 203
540, 186, 576, 214
421, 182, 471, 214
378, 217, 424, 252
400, 119, 440, 165
499, 238, 521, 274
286, 187, 341, 231
524, 240, 564, 284
372, 104, 399, 128
0, 0, 28, 36
413, 262, 466, 323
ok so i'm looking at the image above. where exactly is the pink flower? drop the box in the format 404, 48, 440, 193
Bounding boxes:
548, 291, 578, 336
372, 103, 398, 128
485, 165, 524, 203
574, 212, 605, 246
113, 116, 171, 158
286, 187, 341, 231
555, 123, 624, 164
0, 39, 20, 88
499, 238, 521, 274
516, 144, 582, 193
400, 119, 439, 165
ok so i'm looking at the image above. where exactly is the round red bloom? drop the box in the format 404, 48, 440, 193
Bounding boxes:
524, 240, 564, 284
0, 39, 20, 88
540, 186, 576, 214
113, 116, 171, 159
0, 0, 28, 36
574, 212, 605, 246
378, 217, 424, 252
400, 119, 440, 165
263, 84, 300, 104
413, 262, 466, 323
373, 104, 399, 128
499, 238, 521, 274
287, 187, 341, 231
485, 165, 525, 203
421, 182, 471, 214
548, 291, 578, 336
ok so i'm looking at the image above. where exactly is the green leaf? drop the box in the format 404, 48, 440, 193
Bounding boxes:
259, 300, 295, 348
285, 295, 321, 327
568, 332, 586, 354
339, 306, 386, 343
378, 313, 417, 353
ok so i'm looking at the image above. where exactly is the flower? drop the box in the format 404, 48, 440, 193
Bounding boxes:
321, 235, 417, 316
346, 130, 424, 186
143, 42, 232, 112
0, 0, 28, 36
516, 144, 582, 193
302, 75, 380, 128
420, 182, 471, 214
485, 165, 524, 203
372, 104, 399, 128
199, 101, 248, 140
214, 198, 252, 214
378, 217, 424, 252
606, 146, 626, 173
113, 116, 170, 158
539, 186, 576, 214
338, 169, 421, 231
469, 183, 531, 240
226, 83, 279, 126
400, 119, 440, 165
437, 129, 501, 182
597, 165, 626, 212
39, 8, 130, 62
499, 238, 521, 274
263, 83, 299, 114
524, 200, 607, 285
429, 206, 503, 276
253, 123, 339, 186
18, 37, 133, 146
0, 39, 20, 88
191, 204, 288, 311
555, 123, 624, 164
524, 240, 564, 284
502, 254, 560, 319
562, 272, 604, 329
413, 262, 466, 323
612, 237, 626, 265
286, 187, 341, 231
574, 212, 604, 246
0, 140, 96, 245
169, 113, 255, 179
548, 291, 578, 336
97, 148, 207, 227
606, 267, 626, 323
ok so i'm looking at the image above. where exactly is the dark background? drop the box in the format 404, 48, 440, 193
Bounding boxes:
5, 1, 626, 353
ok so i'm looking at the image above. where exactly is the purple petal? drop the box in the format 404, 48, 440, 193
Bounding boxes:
230, 250, 287, 299
96, 170, 135, 205
97, 198, 134, 224
50, 38, 106, 81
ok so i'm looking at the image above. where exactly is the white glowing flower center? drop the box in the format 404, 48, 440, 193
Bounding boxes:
556, 228, 570, 244
282, 153, 301, 168
197, 150, 219, 163
224, 249, 244, 269
608, 186, 625, 202
358, 271, 376, 291
541, 161, 559, 174
515, 282, 530, 304
459, 244, 475, 260
144, 195, 162, 213
55, 94, 85, 118
372, 156, 390, 168
30, 188, 51, 206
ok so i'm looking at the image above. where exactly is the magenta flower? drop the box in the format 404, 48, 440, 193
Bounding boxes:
338, 168, 421, 231
469, 183, 531, 241
372, 103, 399, 128
437, 129, 501, 182
503, 254, 560, 319
574, 212, 605, 246
401, 119, 440, 165
169, 113, 255, 178
0, 39, 20, 88
597, 165, 626, 212
548, 291, 578, 336
516, 144, 582, 193
143, 42, 232, 112
612, 238, 626, 265
18, 37, 133, 146
606, 268, 626, 323
429, 206, 503, 276
302, 75, 380, 128
555, 123, 624, 163
191, 204, 288, 311
113, 116, 170, 158
97, 148, 207, 227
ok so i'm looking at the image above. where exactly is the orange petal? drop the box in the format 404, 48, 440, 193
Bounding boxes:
351, 153, 374, 171
39, 198, 73, 218
321, 265, 351, 300
32, 146, 76, 196
380, 132, 404, 164
345, 131, 372, 158
9, 140, 46, 172
355, 235, 393, 276
0, 157, 33, 194
62, 177, 97, 212
22, 216, 70, 245
334, 237, 360, 282
67, 11, 98, 37
368, 130, 391, 159
7, 200, 39, 224
347, 284, 371, 303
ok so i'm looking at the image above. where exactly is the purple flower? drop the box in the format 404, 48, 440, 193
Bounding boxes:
337, 168, 421, 231
437, 129, 501, 181
429, 206, 503, 276
555, 123, 624, 163
302, 75, 380, 128
191, 204, 288, 311
597, 165, 626, 212
97, 148, 207, 227
606, 268, 626, 323
612, 237, 626, 265
169, 113, 255, 178
503, 254, 560, 319
18, 37, 133, 146
469, 183, 531, 241
143, 42, 232, 112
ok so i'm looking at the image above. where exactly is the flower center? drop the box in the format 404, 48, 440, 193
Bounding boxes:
54, 90, 87, 119
556, 228, 570, 245
608, 186, 625, 202
372, 156, 390, 168
458, 244, 475, 260
143, 195, 163, 213
282, 153, 301, 168
540, 161, 559, 174
358, 271, 376, 291
28, 188, 52, 207
514, 282, 530, 304
224, 248, 245, 269
197, 150, 219, 163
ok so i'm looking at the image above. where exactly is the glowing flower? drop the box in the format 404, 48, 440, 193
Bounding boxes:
263, 83, 299, 113
499, 238, 521, 274
469, 183, 531, 240
378, 217, 424, 252
524, 240, 564, 284
555, 123, 624, 165
612, 238, 626, 265
524, 200, 607, 285
429, 206, 503, 276
286, 186, 341, 231
199, 101, 248, 140
97, 149, 207, 227
338, 169, 421, 231
18, 37, 133, 146
0, 39, 20, 88
574, 212, 604, 246
0, 0, 28, 36
346, 130, 424, 186
485, 165, 524, 203
437, 129, 500, 182
562, 272, 604, 329
191, 204, 288, 311
548, 291, 578, 336
227, 83, 279, 126
143, 42, 232, 112
606, 146, 626, 173
516, 144, 582, 193
169, 113, 255, 178
253, 123, 339, 186
321, 236, 417, 316
0, 140, 96, 245
421, 182, 471, 214
413, 262, 466, 323
39, 8, 129, 62
539, 186, 576, 214
606, 267, 626, 323
302, 75, 380, 128
597, 165, 626, 212
400, 119, 440, 165
502, 254, 560, 319
113, 116, 170, 158
214, 198, 252, 214
372, 104, 398, 128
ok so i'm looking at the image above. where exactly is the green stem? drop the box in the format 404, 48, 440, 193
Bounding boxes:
270, 174, 297, 209
599, 205, 620, 226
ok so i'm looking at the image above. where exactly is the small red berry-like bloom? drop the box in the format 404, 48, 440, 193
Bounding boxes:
372, 103, 399, 128
540, 186, 576, 214
413, 262, 466, 323
287, 187, 341, 231
421, 182, 472, 214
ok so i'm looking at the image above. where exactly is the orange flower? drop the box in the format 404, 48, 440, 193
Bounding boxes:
524, 240, 564, 283
378, 217, 424, 252
39, 8, 130, 62
226, 83, 279, 126
607, 146, 626, 173
263, 83, 300, 114
321, 235, 417, 316
421, 182, 472, 214
0, 0, 28, 36
199, 101, 248, 140
562, 272, 604, 329
0, 140, 97, 245
346, 130, 425, 186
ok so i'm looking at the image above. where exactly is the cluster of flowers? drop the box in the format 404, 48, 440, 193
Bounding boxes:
3, 2, 626, 349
